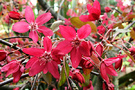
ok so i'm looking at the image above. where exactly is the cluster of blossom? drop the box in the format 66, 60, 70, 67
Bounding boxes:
0, 0, 134, 90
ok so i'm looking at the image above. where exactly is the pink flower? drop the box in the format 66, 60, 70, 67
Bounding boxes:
56, 24, 92, 68
66, 9, 77, 17
1, 60, 24, 83
0, 50, 7, 61
12, 6, 53, 43
97, 25, 106, 34
22, 37, 60, 78
70, 69, 85, 84
100, 56, 125, 83
83, 80, 93, 90
104, 7, 111, 13
79, 0, 101, 22
101, 13, 109, 25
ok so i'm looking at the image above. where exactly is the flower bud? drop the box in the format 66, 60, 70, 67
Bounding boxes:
0, 50, 7, 61
8, 11, 20, 20
72, 72, 85, 84
105, 7, 111, 13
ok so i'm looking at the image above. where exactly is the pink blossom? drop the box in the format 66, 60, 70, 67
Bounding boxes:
1, 60, 24, 83
100, 55, 125, 83
22, 37, 60, 78
101, 13, 109, 25
12, 6, 53, 43
56, 24, 92, 68
79, 0, 101, 22
97, 25, 106, 34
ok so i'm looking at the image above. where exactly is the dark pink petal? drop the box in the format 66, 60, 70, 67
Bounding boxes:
1, 62, 13, 72
25, 57, 38, 69
56, 40, 73, 54
115, 59, 122, 70
13, 70, 22, 83
79, 41, 90, 56
20, 66, 25, 73
93, 0, 101, 11
87, 4, 92, 13
88, 8, 100, 21
29, 60, 45, 76
0, 50, 7, 61
25, 6, 35, 23
71, 47, 82, 68
77, 24, 91, 39
38, 26, 53, 36
23, 48, 44, 57
79, 15, 90, 22
104, 56, 125, 66
43, 65, 48, 74
106, 65, 118, 76
29, 30, 38, 43
43, 37, 52, 52
100, 62, 109, 83
36, 12, 52, 26
12, 22, 29, 33
6, 64, 19, 77
95, 43, 103, 57
47, 61, 60, 79
59, 25, 76, 40
88, 14, 97, 21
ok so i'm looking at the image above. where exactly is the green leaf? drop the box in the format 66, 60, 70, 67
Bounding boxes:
81, 73, 90, 86
42, 72, 52, 85
58, 61, 70, 87
70, 17, 97, 33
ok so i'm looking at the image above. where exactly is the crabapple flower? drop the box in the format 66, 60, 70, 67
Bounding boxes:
100, 55, 125, 83
1, 60, 24, 83
97, 25, 106, 34
22, 37, 60, 78
101, 13, 109, 25
79, 0, 101, 22
56, 24, 92, 68
12, 6, 53, 43
0, 50, 7, 61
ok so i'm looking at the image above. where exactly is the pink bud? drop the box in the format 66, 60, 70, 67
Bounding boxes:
0, 50, 7, 61
72, 72, 85, 84
105, 7, 111, 13
8, 11, 20, 20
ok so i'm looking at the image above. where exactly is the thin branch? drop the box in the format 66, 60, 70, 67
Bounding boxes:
2, 36, 30, 40
0, 73, 29, 86
124, 21, 135, 30
31, 74, 38, 90
57, 0, 65, 20
38, 0, 65, 20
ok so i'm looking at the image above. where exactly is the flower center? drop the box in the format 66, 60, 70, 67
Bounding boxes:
40, 51, 52, 63
29, 22, 38, 31
71, 39, 81, 47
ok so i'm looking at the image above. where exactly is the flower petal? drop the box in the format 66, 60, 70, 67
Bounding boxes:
71, 47, 82, 68
47, 61, 60, 79
23, 48, 44, 57
59, 25, 76, 40
38, 26, 53, 36
79, 15, 90, 22
93, 0, 101, 11
77, 24, 91, 39
6, 63, 19, 77
55, 40, 73, 54
12, 22, 29, 33
106, 65, 118, 76
25, 6, 35, 23
43, 65, 48, 74
29, 60, 45, 76
100, 62, 109, 83
95, 43, 103, 57
25, 57, 38, 69
36, 12, 52, 26
1, 62, 13, 72
13, 70, 22, 83
29, 30, 38, 43
79, 41, 90, 56
43, 37, 52, 52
